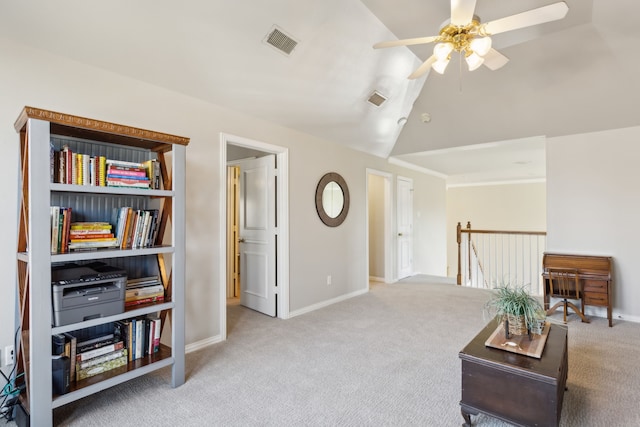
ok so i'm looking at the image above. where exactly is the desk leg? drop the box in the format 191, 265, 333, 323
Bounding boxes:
460, 406, 478, 427
461, 409, 472, 427
608, 305, 612, 327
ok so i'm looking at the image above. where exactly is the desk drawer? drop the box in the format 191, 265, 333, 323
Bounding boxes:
584, 292, 608, 306
583, 280, 607, 293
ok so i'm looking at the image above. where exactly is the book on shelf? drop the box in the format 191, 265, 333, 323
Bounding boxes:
50, 206, 73, 254
67, 221, 117, 250
105, 159, 147, 169
135, 319, 144, 359
126, 275, 161, 288
69, 230, 114, 238
143, 159, 161, 189
125, 295, 165, 307
77, 347, 127, 371
125, 283, 164, 302
62, 332, 77, 383
51, 147, 163, 189
99, 155, 107, 186
115, 320, 133, 362
76, 340, 124, 362
106, 165, 147, 178
50, 206, 60, 253
76, 351, 128, 381
106, 177, 151, 189
114, 209, 160, 249
70, 222, 112, 230
76, 333, 116, 353
148, 316, 161, 354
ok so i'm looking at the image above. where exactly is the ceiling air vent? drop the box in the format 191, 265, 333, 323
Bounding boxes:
367, 91, 387, 107
264, 25, 299, 56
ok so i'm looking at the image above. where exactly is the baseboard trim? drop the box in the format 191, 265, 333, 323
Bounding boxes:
289, 288, 369, 318
585, 306, 640, 324
186, 334, 223, 353
369, 276, 385, 283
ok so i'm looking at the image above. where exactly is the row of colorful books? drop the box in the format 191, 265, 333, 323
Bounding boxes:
51, 315, 162, 392
50, 144, 161, 189
113, 207, 161, 249
50, 206, 162, 253
114, 316, 162, 363
125, 276, 165, 307
50, 212, 118, 253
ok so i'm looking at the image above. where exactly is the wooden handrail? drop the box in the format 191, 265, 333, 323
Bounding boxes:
461, 229, 547, 236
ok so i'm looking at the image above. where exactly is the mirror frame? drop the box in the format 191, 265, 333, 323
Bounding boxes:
315, 172, 350, 227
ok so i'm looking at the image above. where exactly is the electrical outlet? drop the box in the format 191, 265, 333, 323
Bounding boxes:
4, 345, 14, 366
327, 275, 332, 285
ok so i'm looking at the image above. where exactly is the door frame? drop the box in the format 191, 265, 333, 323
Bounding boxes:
365, 169, 393, 285
219, 133, 290, 340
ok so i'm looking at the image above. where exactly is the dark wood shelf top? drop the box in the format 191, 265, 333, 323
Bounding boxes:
15, 106, 189, 149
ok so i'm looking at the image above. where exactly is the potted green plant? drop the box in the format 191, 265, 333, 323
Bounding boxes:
484, 285, 546, 338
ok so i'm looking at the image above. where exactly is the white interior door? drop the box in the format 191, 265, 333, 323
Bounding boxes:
238, 155, 277, 316
397, 176, 413, 280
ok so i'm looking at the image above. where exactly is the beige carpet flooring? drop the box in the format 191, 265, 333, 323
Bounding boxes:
39, 277, 640, 426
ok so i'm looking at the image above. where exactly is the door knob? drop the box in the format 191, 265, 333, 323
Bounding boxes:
398, 233, 403, 236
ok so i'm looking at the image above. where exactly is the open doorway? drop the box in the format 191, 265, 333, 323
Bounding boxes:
366, 169, 393, 285
219, 134, 289, 341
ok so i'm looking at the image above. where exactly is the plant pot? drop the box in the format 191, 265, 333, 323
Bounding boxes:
505, 314, 528, 336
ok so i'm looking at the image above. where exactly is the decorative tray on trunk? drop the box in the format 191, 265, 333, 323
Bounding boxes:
484, 321, 551, 359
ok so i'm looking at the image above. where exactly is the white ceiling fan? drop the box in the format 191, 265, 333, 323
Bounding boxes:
373, 0, 569, 79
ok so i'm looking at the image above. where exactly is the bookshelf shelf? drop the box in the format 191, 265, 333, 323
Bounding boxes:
50, 182, 174, 197
51, 301, 175, 335
53, 345, 173, 408
14, 107, 188, 426
17, 245, 175, 263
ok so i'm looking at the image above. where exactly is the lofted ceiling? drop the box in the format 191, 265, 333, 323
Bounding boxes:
1, 1, 639, 185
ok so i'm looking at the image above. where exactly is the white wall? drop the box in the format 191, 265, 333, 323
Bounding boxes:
446, 182, 547, 278
0, 36, 448, 362
547, 126, 640, 321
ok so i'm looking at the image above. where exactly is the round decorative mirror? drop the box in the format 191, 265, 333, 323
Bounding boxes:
315, 172, 349, 227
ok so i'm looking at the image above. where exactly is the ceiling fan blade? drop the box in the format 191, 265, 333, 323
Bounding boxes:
482, 48, 509, 70
373, 36, 438, 49
451, 0, 477, 26
408, 55, 437, 80
483, 2, 569, 35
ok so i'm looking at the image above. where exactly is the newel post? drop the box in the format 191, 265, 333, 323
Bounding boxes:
466, 222, 472, 282
456, 222, 462, 285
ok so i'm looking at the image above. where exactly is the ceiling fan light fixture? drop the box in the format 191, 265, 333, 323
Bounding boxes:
465, 52, 484, 71
432, 58, 450, 74
470, 36, 492, 57
433, 42, 454, 61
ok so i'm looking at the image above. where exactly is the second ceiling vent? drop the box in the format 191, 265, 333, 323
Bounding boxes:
367, 91, 387, 107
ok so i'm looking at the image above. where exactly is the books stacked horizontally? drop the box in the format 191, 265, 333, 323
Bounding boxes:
68, 222, 118, 251
74, 333, 127, 381
125, 276, 165, 307
112, 208, 161, 249
115, 315, 161, 362
106, 160, 152, 189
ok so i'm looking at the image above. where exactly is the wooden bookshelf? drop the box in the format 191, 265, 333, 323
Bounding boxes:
14, 107, 188, 426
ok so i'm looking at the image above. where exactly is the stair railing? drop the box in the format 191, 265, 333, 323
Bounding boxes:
456, 221, 547, 295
